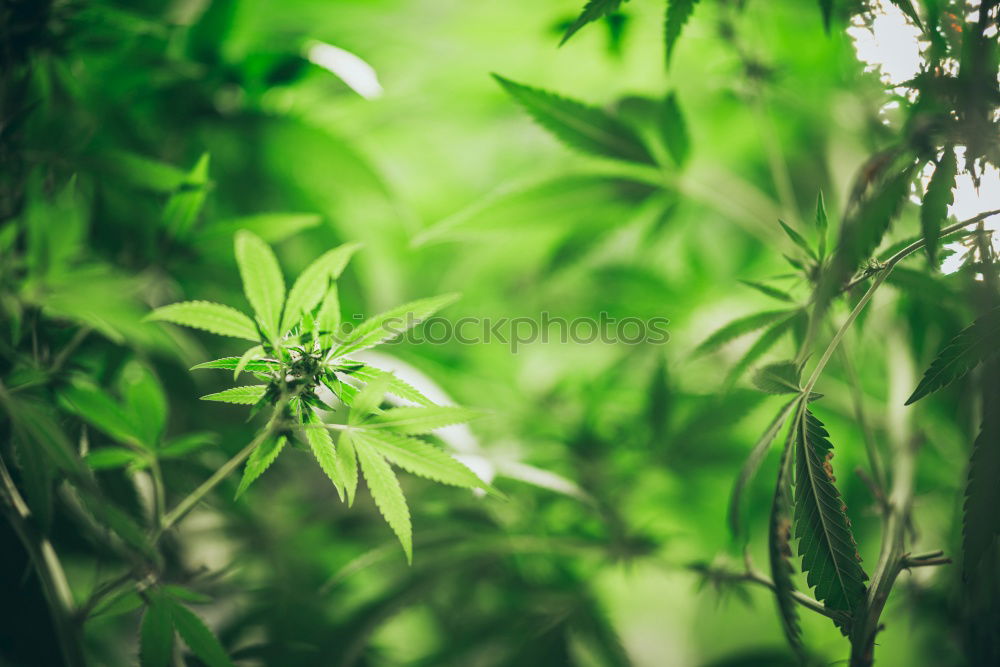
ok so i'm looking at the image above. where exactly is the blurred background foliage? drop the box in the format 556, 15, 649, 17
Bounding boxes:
1, 0, 998, 665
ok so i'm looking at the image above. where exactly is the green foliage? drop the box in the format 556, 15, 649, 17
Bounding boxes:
964, 378, 1000, 578
234, 230, 286, 343
793, 411, 868, 616
769, 428, 804, 658
492, 75, 655, 164
147, 301, 259, 341
356, 436, 414, 563
921, 148, 957, 265
561, 0, 628, 45
664, 0, 699, 65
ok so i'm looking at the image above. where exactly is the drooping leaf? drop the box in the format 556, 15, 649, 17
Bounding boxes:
964, 375, 1000, 578
752, 361, 802, 395
334, 294, 460, 359
729, 398, 798, 537
164, 598, 234, 667
234, 230, 285, 342
492, 75, 655, 164
280, 242, 361, 334
738, 280, 794, 303
768, 425, 804, 658
367, 406, 479, 434
190, 356, 277, 373
236, 436, 287, 498
920, 147, 957, 265
664, 0, 699, 66
58, 380, 143, 446
355, 437, 413, 562
778, 220, 817, 261
793, 410, 868, 616
906, 306, 1000, 404
139, 592, 174, 667
660, 93, 690, 166
148, 301, 259, 341
694, 309, 797, 356
302, 410, 345, 500
339, 430, 360, 506
561, 0, 627, 45
200, 385, 267, 405
352, 430, 485, 490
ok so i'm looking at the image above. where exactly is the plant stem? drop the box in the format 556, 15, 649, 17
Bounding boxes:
0, 451, 84, 667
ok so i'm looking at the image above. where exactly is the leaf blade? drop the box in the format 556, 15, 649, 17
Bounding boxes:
200, 385, 267, 405
148, 301, 259, 341
355, 438, 413, 562
234, 230, 285, 342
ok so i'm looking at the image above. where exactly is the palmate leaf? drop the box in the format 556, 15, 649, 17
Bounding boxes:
234, 230, 285, 342
280, 242, 361, 335
303, 410, 346, 500
561, 0, 627, 45
148, 301, 259, 341
920, 147, 957, 265
355, 437, 413, 562
964, 376, 1000, 578
729, 398, 798, 538
492, 75, 654, 165
768, 425, 804, 658
119, 362, 167, 445
352, 430, 485, 490
664, 0, 699, 66
793, 410, 868, 617
694, 309, 797, 356
200, 385, 267, 405
906, 306, 1000, 404
139, 592, 173, 667
367, 406, 479, 434
334, 293, 460, 359
236, 436, 287, 498
164, 597, 234, 667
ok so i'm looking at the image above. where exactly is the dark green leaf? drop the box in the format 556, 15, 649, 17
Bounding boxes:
561, 0, 627, 45
694, 309, 797, 356
964, 376, 1000, 577
165, 598, 234, 667
335, 294, 459, 359
664, 0, 699, 66
818, 0, 833, 32
492, 75, 654, 164
890, 0, 922, 27
906, 306, 1000, 404
140, 593, 174, 667
920, 147, 957, 265
752, 361, 801, 394
793, 410, 868, 616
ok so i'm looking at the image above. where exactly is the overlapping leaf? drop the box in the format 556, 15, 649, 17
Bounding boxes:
906, 306, 1000, 404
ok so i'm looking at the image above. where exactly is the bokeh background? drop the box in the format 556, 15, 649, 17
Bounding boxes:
2, 0, 997, 665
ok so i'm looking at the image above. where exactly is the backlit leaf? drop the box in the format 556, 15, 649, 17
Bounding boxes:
561, 0, 627, 45
200, 385, 267, 405
234, 230, 285, 342
964, 376, 1000, 577
148, 301, 259, 341
920, 147, 957, 265
768, 425, 804, 657
356, 437, 413, 562
352, 429, 485, 490
165, 598, 234, 667
335, 294, 459, 359
303, 410, 345, 500
906, 306, 1000, 404
280, 242, 361, 334
236, 436, 287, 498
694, 309, 797, 356
664, 0, 699, 66
752, 361, 801, 395
367, 406, 479, 434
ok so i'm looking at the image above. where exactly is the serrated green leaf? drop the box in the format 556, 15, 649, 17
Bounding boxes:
140, 592, 174, 667
233, 345, 264, 381
350, 365, 436, 406
752, 361, 801, 394
768, 425, 804, 658
148, 301, 259, 341
920, 148, 957, 265
660, 93, 690, 166
907, 306, 1000, 404
234, 230, 285, 342
492, 75, 654, 164
664, 0, 699, 66
353, 430, 485, 490
165, 598, 234, 667
317, 284, 342, 345
335, 293, 460, 359
560, 0, 627, 45
694, 309, 796, 356
738, 280, 794, 302
190, 356, 277, 373
778, 219, 817, 261
367, 406, 479, 434
280, 242, 361, 335
793, 410, 868, 616
729, 399, 798, 538
964, 378, 1000, 578
339, 430, 360, 506
355, 438, 412, 563
350, 373, 391, 423
200, 385, 267, 405
58, 380, 143, 446
236, 436, 286, 498
302, 410, 345, 500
